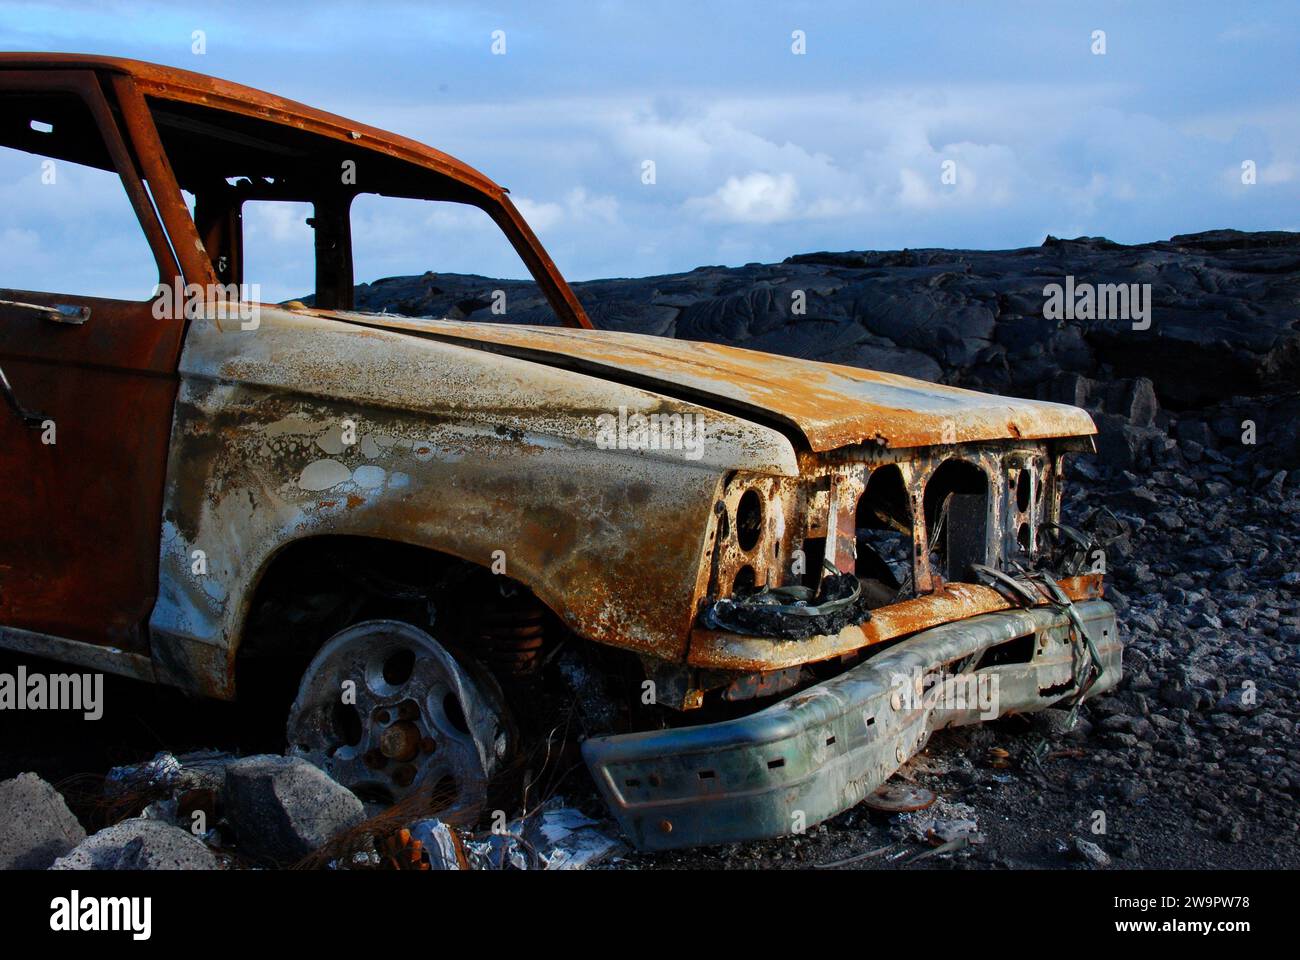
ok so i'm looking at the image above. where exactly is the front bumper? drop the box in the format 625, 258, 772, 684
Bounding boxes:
582, 599, 1120, 851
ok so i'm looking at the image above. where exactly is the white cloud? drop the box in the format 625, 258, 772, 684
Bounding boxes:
564, 187, 620, 224
513, 196, 564, 231
4, 0, 1297, 283
339, 82, 1300, 276
686, 172, 800, 224
516, 187, 619, 231
1261, 161, 1297, 184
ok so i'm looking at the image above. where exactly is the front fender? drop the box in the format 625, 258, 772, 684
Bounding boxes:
147, 310, 796, 698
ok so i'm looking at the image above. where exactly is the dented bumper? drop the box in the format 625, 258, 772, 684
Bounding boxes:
583, 599, 1120, 851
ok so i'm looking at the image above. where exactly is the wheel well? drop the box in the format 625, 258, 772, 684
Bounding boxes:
235, 535, 555, 704
235, 535, 660, 772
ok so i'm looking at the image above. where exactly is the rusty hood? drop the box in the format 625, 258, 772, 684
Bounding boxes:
306, 309, 1097, 452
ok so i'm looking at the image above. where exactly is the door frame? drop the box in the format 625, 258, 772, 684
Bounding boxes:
0, 68, 212, 679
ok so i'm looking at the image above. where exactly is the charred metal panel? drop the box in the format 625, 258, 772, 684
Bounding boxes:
0, 624, 156, 682
585, 599, 1121, 851
688, 574, 1104, 671
694, 442, 1074, 645
0, 69, 196, 654
148, 307, 798, 697
0, 295, 181, 651
322, 311, 1098, 451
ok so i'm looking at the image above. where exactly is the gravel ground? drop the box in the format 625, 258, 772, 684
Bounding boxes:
616, 433, 1300, 870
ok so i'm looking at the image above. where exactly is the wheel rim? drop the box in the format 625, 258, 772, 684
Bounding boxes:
286, 620, 509, 822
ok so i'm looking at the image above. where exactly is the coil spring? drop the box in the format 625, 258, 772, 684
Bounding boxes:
476, 597, 548, 676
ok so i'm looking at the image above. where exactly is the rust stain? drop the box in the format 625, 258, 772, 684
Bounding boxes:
689, 574, 1104, 671
0, 53, 595, 330
315, 311, 1098, 452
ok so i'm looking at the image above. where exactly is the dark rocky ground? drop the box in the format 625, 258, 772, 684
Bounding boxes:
622, 452, 1300, 870
355, 228, 1300, 468
609, 230, 1300, 869
3, 229, 1297, 869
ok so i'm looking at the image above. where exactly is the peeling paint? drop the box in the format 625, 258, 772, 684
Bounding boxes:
299, 459, 351, 491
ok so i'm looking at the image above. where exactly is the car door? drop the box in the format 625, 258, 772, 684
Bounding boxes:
0, 70, 186, 654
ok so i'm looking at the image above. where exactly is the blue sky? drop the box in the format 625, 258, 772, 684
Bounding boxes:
2, 0, 1298, 300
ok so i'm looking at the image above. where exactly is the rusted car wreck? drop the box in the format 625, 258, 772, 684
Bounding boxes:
0, 55, 1120, 852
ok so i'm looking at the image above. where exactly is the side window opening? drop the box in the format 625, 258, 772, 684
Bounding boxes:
241, 200, 316, 305
347, 194, 554, 324
0, 91, 159, 300
146, 96, 557, 324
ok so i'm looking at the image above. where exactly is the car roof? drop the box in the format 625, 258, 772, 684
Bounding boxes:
0, 52, 505, 197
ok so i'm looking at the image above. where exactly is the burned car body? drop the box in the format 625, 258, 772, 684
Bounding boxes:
0, 55, 1120, 852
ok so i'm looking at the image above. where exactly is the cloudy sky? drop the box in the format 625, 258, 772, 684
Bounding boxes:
2, 1, 1298, 301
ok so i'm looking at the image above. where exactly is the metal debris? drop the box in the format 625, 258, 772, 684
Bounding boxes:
408, 819, 467, 871
701, 564, 872, 640
863, 782, 937, 814
105, 752, 183, 795
105, 750, 233, 797
452, 799, 626, 870
813, 844, 897, 869
907, 835, 970, 863
897, 797, 984, 847
523, 802, 627, 870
